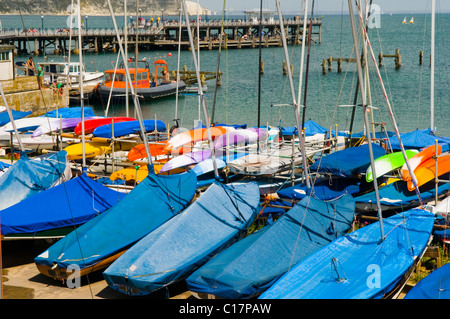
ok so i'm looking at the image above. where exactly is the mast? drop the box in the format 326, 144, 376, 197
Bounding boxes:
348, 0, 385, 241
276, 0, 310, 189
77, 0, 86, 171
124, 0, 129, 117
301, 0, 315, 129
297, 0, 309, 108
106, 0, 153, 169
257, 0, 262, 130
197, 0, 201, 123
211, 0, 226, 124
430, 0, 435, 133
174, 6, 182, 126
182, 0, 219, 179
353, 1, 423, 203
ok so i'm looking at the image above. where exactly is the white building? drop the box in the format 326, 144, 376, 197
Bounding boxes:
0, 45, 15, 81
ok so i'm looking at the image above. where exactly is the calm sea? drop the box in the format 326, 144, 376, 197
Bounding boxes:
2, 12, 449, 136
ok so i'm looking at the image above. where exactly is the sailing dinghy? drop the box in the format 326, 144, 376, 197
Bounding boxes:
0, 150, 71, 211
34, 169, 197, 280
186, 194, 355, 299
103, 181, 260, 296
0, 173, 125, 239
259, 207, 434, 299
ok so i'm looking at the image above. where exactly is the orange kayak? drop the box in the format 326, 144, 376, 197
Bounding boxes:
407, 154, 450, 191
401, 144, 442, 181
127, 141, 168, 161
163, 127, 232, 154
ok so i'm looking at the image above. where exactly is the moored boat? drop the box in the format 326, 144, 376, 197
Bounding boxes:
94, 59, 186, 101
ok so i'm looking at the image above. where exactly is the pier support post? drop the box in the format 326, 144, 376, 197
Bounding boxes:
394, 48, 401, 69
322, 59, 327, 74
419, 50, 423, 65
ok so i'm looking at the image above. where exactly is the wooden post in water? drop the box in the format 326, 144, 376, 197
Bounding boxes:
394, 48, 402, 69
378, 49, 401, 68
378, 52, 383, 67
260, 60, 264, 74
419, 50, 423, 65
322, 59, 327, 74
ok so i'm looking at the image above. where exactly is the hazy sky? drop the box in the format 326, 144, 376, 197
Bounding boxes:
199, 0, 450, 14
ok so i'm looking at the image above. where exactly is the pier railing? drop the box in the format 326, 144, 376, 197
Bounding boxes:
0, 17, 321, 39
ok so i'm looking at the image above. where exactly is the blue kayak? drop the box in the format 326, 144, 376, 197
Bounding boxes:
92, 119, 166, 138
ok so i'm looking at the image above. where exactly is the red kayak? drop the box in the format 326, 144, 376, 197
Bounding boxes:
74, 117, 136, 136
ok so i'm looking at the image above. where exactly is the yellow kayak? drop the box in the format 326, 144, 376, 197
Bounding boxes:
110, 165, 151, 183
64, 141, 134, 160
64, 142, 112, 160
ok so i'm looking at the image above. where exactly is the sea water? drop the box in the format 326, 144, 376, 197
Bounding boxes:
2, 12, 449, 136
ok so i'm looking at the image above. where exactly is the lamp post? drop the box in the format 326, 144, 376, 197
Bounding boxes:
139, 8, 142, 27
86, 16, 88, 30
162, 9, 165, 26
41, 15, 44, 31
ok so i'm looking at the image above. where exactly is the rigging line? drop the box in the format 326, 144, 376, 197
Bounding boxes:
355, 6, 424, 206
210, 0, 226, 124
301, 0, 315, 130
416, 6, 430, 129
257, 0, 263, 130
278, 190, 314, 298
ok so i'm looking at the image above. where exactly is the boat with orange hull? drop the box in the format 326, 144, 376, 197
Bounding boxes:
163, 126, 233, 154
401, 145, 442, 181
407, 154, 450, 191
95, 59, 186, 101
127, 141, 169, 161
74, 117, 136, 136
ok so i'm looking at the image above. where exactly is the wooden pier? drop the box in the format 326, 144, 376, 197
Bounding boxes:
0, 18, 322, 55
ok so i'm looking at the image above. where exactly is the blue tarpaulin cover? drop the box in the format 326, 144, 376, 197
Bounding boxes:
259, 208, 434, 299
277, 177, 361, 201
388, 129, 450, 152
0, 150, 69, 211
42, 106, 96, 118
0, 174, 125, 236
309, 144, 386, 178
354, 178, 450, 210
186, 194, 355, 299
103, 181, 261, 296
0, 110, 31, 126
405, 262, 450, 299
280, 120, 329, 137
34, 170, 197, 272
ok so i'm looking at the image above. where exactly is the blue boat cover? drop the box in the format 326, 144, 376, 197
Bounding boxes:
280, 120, 329, 137
259, 208, 434, 299
186, 194, 355, 299
42, 106, 96, 118
309, 144, 386, 178
34, 170, 197, 272
0, 174, 125, 236
92, 119, 166, 138
0, 150, 69, 211
388, 129, 450, 152
354, 178, 450, 209
405, 262, 450, 299
0, 110, 31, 126
277, 177, 361, 201
103, 181, 261, 296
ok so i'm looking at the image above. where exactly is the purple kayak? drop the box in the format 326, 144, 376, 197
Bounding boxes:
159, 149, 212, 173
32, 117, 99, 137
213, 128, 267, 150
